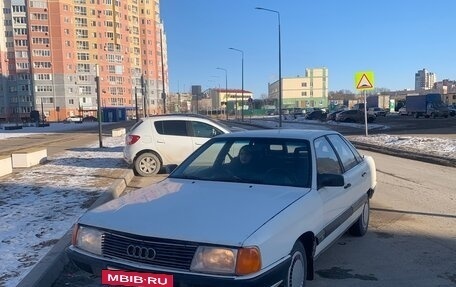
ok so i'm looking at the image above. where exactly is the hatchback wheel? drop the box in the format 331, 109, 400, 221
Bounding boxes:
284, 241, 307, 287
134, 152, 161, 176
349, 199, 370, 237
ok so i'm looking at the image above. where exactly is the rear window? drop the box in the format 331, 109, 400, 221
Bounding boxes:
128, 119, 144, 132
154, 120, 188, 136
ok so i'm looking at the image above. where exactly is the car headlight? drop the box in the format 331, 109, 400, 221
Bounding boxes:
190, 246, 261, 275
72, 225, 103, 255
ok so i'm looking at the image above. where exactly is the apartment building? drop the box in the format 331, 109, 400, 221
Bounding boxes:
415, 68, 436, 91
268, 67, 328, 110
0, 0, 168, 122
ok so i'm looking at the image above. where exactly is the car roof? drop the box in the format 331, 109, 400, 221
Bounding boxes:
140, 114, 215, 121
215, 128, 340, 141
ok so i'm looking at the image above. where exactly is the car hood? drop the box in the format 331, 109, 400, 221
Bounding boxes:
79, 178, 309, 246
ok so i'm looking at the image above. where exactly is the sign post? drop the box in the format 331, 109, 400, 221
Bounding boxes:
355, 71, 375, 136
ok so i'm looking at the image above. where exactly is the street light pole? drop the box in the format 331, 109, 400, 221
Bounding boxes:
229, 47, 244, 121
255, 7, 282, 127
216, 67, 228, 120
160, 26, 166, 114
95, 64, 103, 148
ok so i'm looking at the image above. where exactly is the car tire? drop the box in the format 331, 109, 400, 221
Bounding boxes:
284, 241, 307, 287
349, 199, 370, 237
134, 152, 161, 176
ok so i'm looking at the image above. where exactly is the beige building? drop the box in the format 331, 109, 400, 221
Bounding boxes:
205, 88, 253, 114
268, 67, 328, 109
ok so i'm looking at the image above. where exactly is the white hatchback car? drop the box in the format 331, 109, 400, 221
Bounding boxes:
123, 114, 235, 176
69, 129, 376, 287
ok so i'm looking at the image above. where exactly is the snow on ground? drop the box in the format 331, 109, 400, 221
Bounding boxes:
0, 124, 126, 287
249, 118, 456, 159
0, 119, 455, 286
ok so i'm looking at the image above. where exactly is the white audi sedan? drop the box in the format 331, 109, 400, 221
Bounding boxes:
68, 129, 376, 287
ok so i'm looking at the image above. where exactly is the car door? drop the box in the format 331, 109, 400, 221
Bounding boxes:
314, 135, 369, 249
327, 134, 367, 206
314, 136, 347, 240
153, 120, 194, 164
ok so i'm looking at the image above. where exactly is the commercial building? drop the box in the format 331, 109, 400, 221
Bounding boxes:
268, 67, 328, 110
0, 0, 168, 122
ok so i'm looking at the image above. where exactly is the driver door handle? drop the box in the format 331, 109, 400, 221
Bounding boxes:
344, 183, 352, 189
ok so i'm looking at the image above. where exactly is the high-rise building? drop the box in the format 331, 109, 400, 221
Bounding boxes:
268, 67, 328, 109
0, 0, 168, 122
415, 68, 436, 91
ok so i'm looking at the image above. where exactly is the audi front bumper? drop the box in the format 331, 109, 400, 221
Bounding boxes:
67, 246, 289, 287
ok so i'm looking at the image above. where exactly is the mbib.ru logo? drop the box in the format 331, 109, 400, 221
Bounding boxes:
102, 270, 173, 287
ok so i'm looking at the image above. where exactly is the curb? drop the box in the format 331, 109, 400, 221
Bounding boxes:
16, 169, 135, 287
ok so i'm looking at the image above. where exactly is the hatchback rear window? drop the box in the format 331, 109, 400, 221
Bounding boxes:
154, 120, 188, 136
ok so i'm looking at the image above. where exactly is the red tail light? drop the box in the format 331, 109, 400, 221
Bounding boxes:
126, 135, 140, 145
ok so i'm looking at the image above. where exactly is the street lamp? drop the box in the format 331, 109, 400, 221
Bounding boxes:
160, 26, 166, 114
216, 67, 228, 120
95, 64, 103, 147
255, 7, 282, 127
229, 47, 244, 121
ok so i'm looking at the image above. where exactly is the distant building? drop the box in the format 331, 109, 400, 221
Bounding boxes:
415, 68, 436, 91
203, 88, 253, 115
268, 67, 328, 109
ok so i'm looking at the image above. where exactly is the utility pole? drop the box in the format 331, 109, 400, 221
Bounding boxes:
160, 26, 166, 114
141, 74, 146, 117
95, 64, 103, 148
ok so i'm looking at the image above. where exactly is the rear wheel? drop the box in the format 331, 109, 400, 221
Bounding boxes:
284, 241, 307, 287
349, 199, 370, 237
134, 152, 161, 176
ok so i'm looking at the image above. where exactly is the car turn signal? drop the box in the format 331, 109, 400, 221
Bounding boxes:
235, 247, 261, 275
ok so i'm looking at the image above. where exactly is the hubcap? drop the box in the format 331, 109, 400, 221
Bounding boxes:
140, 157, 157, 173
288, 251, 305, 287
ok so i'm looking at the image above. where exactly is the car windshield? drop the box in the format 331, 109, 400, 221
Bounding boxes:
170, 137, 312, 188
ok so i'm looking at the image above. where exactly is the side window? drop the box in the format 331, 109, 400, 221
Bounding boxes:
154, 120, 188, 136
327, 135, 359, 171
314, 137, 342, 174
190, 121, 223, 138
342, 137, 363, 163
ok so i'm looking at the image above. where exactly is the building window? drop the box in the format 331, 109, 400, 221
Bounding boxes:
34, 74, 52, 80
16, 62, 30, 69
31, 14, 48, 20
15, 39, 28, 46
77, 53, 90, 60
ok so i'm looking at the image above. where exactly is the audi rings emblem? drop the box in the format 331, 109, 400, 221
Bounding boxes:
126, 245, 156, 260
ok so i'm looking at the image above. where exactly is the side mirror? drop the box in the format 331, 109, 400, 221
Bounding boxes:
317, 173, 344, 189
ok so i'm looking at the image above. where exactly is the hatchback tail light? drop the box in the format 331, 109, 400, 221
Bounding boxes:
126, 135, 140, 145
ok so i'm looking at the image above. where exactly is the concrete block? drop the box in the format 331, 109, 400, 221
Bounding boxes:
0, 155, 13, 177
111, 127, 126, 137
12, 148, 47, 168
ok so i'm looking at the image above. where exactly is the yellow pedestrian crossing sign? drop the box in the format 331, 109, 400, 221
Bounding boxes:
355, 71, 374, 90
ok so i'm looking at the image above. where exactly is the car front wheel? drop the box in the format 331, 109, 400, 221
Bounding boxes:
134, 152, 161, 176
349, 199, 370, 237
284, 241, 307, 287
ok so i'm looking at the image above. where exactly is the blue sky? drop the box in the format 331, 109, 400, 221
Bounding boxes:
161, 0, 456, 98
